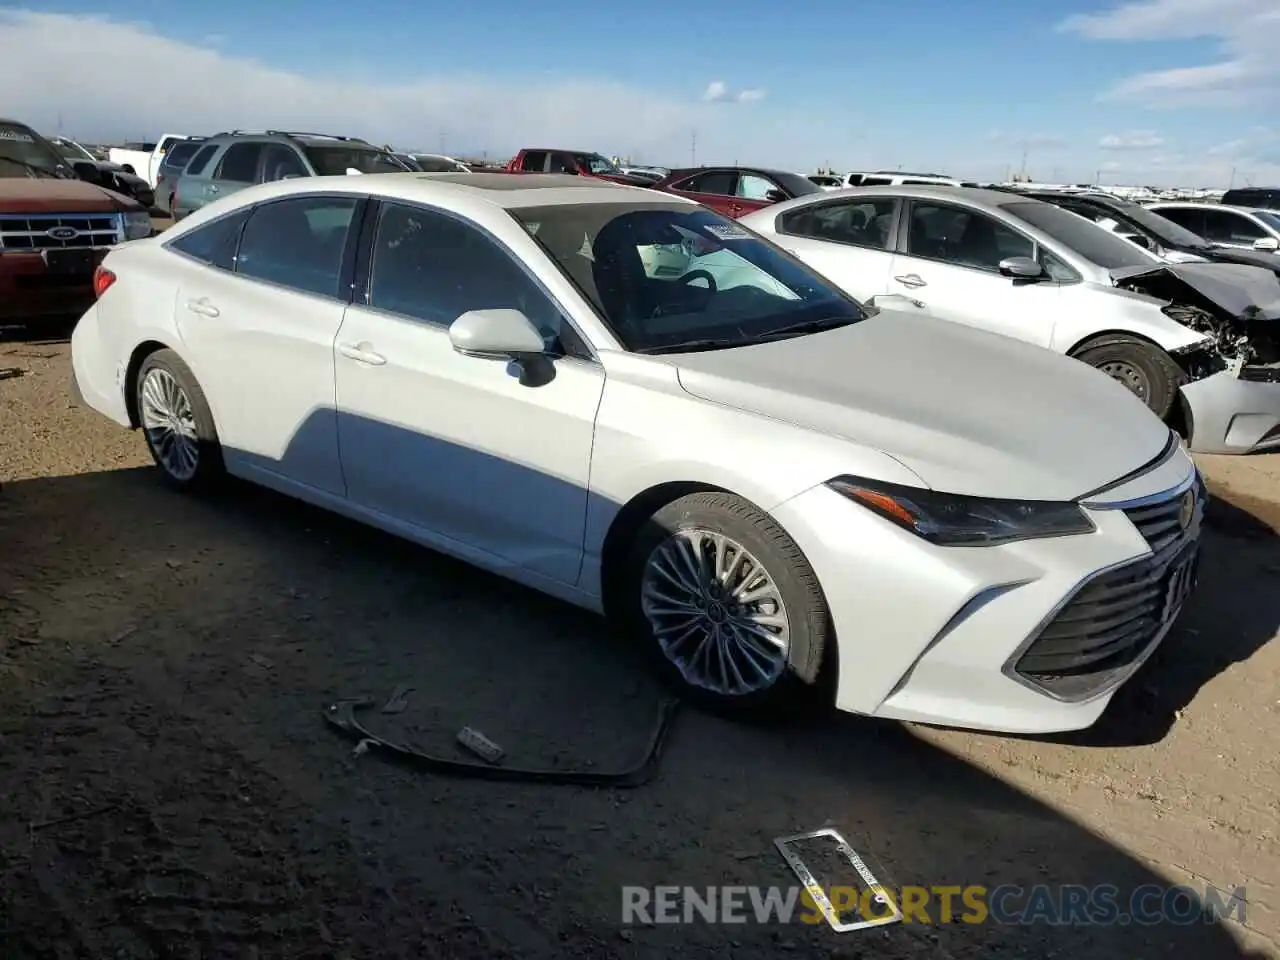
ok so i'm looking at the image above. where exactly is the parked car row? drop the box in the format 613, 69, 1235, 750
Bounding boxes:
70, 171, 1209, 737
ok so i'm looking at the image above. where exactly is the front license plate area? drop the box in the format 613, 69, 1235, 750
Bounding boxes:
41, 248, 95, 275
1160, 543, 1199, 621
773, 828, 902, 932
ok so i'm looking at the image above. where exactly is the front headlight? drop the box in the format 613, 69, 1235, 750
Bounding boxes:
122, 210, 152, 241
826, 476, 1096, 546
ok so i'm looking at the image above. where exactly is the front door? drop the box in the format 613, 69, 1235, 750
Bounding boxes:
887, 200, 1063, 347
334, 201, 604, 585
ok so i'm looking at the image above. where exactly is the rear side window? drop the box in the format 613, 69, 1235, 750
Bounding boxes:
859, 176, 893, 186
235, 196, 360, 299
519, 151, 548, 172
158, 136, 181, 154
780, 197, 898, 250
215, 142, 266, 182
183, 144, 218, 177
162, 141, 202, 170
679, 171, 735, 195
166, 209, 251, 271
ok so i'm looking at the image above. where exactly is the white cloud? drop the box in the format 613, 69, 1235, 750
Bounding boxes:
1059, 0, 1280, 105
702, 81, 766, 104
1098, 130, 1165, 149
0, 9, 727, 161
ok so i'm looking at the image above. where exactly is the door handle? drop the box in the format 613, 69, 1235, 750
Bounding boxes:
337, 342, 386, 366
893, 273, 927, 289
184, 299, 219, 318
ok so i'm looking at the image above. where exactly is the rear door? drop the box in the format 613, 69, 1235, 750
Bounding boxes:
663, 170, 738, 216
172, 143, 220, 216
771, 196, 900, 302
886, 199, 1064, 347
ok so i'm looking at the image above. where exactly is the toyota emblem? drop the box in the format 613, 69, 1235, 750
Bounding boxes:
46, 226, 79, 241
1178, 489, 1195, 530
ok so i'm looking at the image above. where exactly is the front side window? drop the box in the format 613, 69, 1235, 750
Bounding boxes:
368, 203, 572, 349
215, 142, 266, 183
510, 202, 866, 354
736, 174, 777, 201
574, 153, 621, 175
184, 144, 218, 177
1201, 209, 1267, 244
1003, 200, 1154, 270
781, 198, 898, 250
907, 203, 1034, 271
234, 196, 360, 299
260, 144, 308, 183
302, 146, 405, 176
166, 209, 251, 271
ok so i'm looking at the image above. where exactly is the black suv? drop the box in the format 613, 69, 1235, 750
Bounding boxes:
1220, 187, 1280, 210
170, 130, 410, 219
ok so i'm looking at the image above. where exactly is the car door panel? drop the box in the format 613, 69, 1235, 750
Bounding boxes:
889, 200, 1062, 348
334, 201, 604, 586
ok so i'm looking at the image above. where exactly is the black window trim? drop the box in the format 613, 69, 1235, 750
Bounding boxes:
773, 196, 903, 252
895, 198, 1080, 282
349, 197, 599, 364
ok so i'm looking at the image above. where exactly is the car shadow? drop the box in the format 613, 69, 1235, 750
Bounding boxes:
0, 404, 1271, 956
0, 314, 77, 346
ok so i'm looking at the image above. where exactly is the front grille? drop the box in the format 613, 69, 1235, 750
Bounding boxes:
0, 214, 122, 251
1012, 476, 1204, 700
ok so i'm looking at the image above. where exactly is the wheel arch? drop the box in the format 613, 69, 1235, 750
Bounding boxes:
123, 340, 173, 428
1065, 328, 1170, 360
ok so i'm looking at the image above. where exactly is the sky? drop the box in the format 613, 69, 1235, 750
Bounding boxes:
1, 0, 1278, 187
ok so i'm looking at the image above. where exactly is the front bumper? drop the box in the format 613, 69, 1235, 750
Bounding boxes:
771, 446, 1203, 734
1182, 370, 1280, 454
0, 249, 106, 322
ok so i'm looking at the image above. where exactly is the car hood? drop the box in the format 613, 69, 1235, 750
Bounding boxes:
669, 309, 1170, 501
1195, 245, 1280, 276
0, 176, 140, 213
1111, 261, 1280, 322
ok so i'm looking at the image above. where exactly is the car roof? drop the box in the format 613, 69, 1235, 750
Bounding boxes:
178, 171, 695, 213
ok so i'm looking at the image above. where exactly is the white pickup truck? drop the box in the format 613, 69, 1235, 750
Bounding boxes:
106, 133, 193, 187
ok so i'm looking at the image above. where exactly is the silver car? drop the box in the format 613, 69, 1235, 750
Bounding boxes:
742, 186, 1280, 454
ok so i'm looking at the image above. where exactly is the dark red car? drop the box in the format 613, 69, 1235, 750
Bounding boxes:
651, 166, 824, 218
504, 148, 657, 187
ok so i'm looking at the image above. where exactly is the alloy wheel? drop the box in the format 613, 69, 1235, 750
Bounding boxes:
139, 367, 199, 481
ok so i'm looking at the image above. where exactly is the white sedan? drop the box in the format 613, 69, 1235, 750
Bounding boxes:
70, 172, 1203, 734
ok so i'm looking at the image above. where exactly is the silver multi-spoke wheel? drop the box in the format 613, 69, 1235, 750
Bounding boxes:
139, 367, 199, 481
640, 528, 791, 696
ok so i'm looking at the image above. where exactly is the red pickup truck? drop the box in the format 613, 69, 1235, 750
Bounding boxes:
504, 148, 657, 187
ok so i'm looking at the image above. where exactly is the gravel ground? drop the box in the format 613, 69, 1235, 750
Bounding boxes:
1, 322, 1277, 959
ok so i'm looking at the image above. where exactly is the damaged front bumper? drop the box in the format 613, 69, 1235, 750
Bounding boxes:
1181, 371, 1280, 455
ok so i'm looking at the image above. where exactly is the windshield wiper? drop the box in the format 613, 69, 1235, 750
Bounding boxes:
739, 316, 857, 344
634, 338, 737, 355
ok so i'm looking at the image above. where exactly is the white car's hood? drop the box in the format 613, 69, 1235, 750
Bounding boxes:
670, 309, 1171, 501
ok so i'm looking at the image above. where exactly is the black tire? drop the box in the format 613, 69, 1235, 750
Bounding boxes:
622, 491, 832, 714
1073, 335, 1184, 420
134, 349, 223, 491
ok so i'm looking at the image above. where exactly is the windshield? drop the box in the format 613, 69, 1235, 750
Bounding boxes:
303, 145, 409, 175
0, 123, 67, 178
1003, 200, 1158, 270
1253, 210, 1280, 232
510, 202, 866, 353
573, 153, 621, 175
1106, 200, 1210, 248
53, 139, 94, 161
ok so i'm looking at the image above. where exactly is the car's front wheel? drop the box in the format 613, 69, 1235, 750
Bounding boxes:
1073, 334, 1184, 420
135, 349, 223, 490
625, 491, 832, 713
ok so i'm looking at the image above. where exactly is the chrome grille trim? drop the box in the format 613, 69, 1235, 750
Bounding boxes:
0, 213, 123, 250
1005, 474, 1205, 702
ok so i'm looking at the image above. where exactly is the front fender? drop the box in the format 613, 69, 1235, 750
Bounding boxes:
1050, 286, 1211, 356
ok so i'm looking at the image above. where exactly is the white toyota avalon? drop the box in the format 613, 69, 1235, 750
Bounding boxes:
69, 172, 1204, 734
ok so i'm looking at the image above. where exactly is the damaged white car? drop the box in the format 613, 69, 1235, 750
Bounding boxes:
742, 186, 1280, 454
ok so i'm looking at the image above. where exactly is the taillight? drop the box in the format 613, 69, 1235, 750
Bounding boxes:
93, 266, 116, 298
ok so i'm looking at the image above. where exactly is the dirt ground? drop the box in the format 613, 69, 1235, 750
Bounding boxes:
1, 324, 1277, 959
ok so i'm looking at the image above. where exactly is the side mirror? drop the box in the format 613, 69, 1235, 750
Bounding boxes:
449, 309, 546, 360
765, 189, 788, 203
72, 160, 101, 182
998, 256, 1045, 280
1253, 236, 1279, 252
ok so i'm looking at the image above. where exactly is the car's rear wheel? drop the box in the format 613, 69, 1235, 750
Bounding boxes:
624, 491, 831, 713
135, 349, 223, 490
1073, 335, 1184, 420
